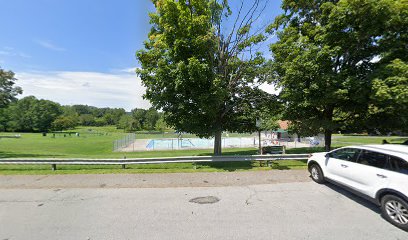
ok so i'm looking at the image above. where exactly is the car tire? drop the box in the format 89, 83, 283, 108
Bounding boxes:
309, 164, 326, 184
381, 194, 408, 231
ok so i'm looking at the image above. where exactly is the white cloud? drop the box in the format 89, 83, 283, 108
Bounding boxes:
15, 70, 151, 111
35, 40, 66, 52
118, 67, 138, 73
0, 47, 31, 58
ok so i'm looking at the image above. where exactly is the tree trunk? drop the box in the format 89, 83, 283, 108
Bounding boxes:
214, 130, 222, 156
323, 106, 334, 152
324, 129, 332, 152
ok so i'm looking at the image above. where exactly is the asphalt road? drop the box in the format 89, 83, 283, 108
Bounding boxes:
0, 172, 407, 239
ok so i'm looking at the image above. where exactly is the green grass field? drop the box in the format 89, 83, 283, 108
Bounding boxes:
0, 126, 406, 175
0, 126, 308, 174
0, 127, 258, 159
332, 135, 407, 146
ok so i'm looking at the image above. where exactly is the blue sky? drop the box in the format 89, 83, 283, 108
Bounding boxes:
0, 0, 282, 110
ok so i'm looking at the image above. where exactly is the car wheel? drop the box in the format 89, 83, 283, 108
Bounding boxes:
381, 195, 408, 231
309, 164, 325, 184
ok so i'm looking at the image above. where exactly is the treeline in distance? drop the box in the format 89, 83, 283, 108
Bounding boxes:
0, 96, 166, 133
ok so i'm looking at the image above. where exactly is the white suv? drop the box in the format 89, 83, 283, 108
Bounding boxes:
307, 144, 408, 230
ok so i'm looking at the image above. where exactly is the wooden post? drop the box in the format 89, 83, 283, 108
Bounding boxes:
51, 164, 57, 171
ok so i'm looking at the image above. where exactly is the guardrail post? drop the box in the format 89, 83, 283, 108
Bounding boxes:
51, 164, 57, 171
122, 156, 126, 169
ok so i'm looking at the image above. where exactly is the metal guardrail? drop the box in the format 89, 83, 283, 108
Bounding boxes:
0, 154, 310, 171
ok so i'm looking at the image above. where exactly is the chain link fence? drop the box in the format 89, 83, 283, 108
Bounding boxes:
113, 133, 136, 152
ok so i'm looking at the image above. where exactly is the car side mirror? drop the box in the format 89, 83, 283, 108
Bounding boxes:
325, 153, 329, 158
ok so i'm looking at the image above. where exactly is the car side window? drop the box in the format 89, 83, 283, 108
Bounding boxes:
388, 156, 408, 175
328, 148, 360, 162
356, 150, 388, 169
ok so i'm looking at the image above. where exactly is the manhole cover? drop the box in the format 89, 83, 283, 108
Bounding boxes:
189, 196, 220, 204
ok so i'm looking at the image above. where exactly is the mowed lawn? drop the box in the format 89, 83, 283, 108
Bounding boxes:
0, 127, 406, 175
0, 127, 257, 159
0, 128, 124, 159
0, 126, 308, 174
332, 135, 407, 146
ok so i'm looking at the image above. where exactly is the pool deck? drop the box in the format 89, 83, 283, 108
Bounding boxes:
117, 138, 312, 152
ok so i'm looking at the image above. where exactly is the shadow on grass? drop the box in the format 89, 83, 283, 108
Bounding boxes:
0, 151, 63, 159
390, 138, 408, 143
196, 149, 264, 172
194, 148, 313, 172
195, 161, 255, 172
196, 149, 258, 156
270, 159, 308, 170
0, 164, 129, 174
285, 147, 326, 154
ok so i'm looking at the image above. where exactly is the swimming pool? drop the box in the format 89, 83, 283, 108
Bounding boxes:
146, 137, 258, 150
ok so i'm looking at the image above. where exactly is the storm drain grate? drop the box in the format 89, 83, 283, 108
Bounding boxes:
189, 196, 220, 204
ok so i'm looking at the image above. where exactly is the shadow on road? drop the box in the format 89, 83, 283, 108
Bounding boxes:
320, 180, 408, 232
321, 181, 381, 214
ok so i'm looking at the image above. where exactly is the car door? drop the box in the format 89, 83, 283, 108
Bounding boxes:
385, 156, 408, 197
325, 148, 360, 186
346, 150, 390, 198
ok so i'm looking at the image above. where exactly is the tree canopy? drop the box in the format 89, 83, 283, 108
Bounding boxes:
0, 96, 162, 132
369, 59, 408, 133
7, 96, 62, 132
0, 67, 22, 109
268, 0, 408, 150
137, 0, 276, 154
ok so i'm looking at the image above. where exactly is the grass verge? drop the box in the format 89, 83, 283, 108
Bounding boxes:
0, 160, 308, 175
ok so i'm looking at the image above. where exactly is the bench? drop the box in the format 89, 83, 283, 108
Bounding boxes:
259, 145, 286, 167
262, 145, 286, 154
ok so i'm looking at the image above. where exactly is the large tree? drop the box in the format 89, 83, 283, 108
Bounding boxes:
0, 67, 22, 109
0, 67, 22, 132
268, 0, 407, 150
8, 96, 62, 132
137, 0, 275, 155
368, 59, 408, 133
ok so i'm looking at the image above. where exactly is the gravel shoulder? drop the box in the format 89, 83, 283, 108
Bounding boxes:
0, 170, 310, 189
